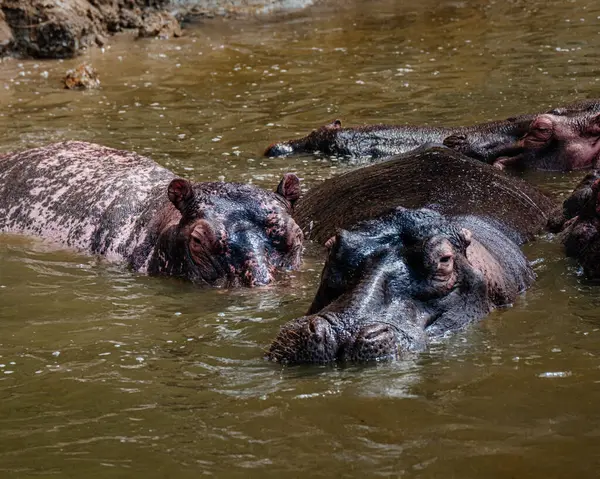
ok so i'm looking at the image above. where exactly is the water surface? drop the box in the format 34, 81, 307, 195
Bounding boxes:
1, 0, 600, 477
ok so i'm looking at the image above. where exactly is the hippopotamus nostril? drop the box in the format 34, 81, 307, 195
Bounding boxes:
267, 315, 339, 364
307, 316, 333, 343
358, 323, 394, 342
265, 143, 294, 157
238, 264, 273, 287
343, 323, 398, 362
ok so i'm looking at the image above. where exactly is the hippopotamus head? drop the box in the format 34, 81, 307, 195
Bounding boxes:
150, 174, 304, 287
267, 208, 532, 364
442, 116, 534, 163
551, 171, 600, 278
475, 112, 600, 171
265, 120, 342, 157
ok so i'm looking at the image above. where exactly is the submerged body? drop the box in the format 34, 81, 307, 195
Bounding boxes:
548, 170, 600, 279
0, 141, 303, 287
293, 147, 555, 245
268, 147, 555, 364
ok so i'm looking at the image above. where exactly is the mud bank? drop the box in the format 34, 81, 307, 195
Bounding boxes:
0, 0, 316, 59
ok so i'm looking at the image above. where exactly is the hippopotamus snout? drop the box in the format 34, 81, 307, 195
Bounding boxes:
267, 315, 338, 364
267, 313, 403, 364
226, 229, 277, 287
264, 142, 295, 157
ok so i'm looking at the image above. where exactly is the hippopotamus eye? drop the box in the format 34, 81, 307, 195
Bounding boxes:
584, 114, 600, 136
526, 116, 554, 143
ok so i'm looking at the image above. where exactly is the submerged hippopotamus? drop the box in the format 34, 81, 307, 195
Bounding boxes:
0, 141, 303, 287
265, 99, 600, 171
294, 146, 555, 244
547, 170, 600, 278
265, 117, 532, 165
267, 147, 555, 364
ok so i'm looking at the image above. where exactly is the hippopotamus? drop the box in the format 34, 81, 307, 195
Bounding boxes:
448, 109, 600, 171
267, 147, 555, 364
547, 170, 600, 278
265, 99, 600, 172
0, 141, 303, 287
264, 117, 533, 165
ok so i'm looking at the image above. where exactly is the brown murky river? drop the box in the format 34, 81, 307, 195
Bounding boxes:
1, 0, 600, 476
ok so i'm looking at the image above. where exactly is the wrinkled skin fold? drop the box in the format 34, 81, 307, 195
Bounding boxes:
0, 141, 304, 288
265, 99, 600, 171
267, 208, 534, 364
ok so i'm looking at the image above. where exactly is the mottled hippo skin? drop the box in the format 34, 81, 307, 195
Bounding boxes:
265, 99, 600, 171
548, 170, 600, 279
267, 148, 555, 364
0, 141, 303, 287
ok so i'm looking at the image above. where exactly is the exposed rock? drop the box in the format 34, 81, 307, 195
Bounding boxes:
3, 0, 108, 59
63, 64, 100, 90
138, 11, 182, 39
0, 10, 13, 57
0, 1, 317, 59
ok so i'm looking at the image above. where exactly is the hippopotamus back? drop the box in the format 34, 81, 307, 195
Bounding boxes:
294, 146, 556, 246
0, 141, 175, 267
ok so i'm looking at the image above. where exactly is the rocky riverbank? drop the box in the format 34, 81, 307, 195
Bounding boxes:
0, 0, 316, 59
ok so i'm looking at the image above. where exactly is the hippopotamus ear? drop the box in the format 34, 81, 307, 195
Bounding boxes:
276, 173, 301, 206
324, 235, 337, 250
459, 228, 473, 248
168, 178, 194, 212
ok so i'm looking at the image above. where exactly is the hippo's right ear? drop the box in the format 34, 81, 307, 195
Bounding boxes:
168, 178, 194, 212
276, 173, 301, 207
459, 228, 473, 248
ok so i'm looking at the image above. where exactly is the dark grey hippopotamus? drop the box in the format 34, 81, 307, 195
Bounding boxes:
0, 141, 303, 287
547, 170, 600, 279
264, 117, 533, 165
267, 147, 555, 364
265, 99, 600, 172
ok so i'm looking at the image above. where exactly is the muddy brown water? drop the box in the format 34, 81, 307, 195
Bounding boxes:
1, 0, 600, 477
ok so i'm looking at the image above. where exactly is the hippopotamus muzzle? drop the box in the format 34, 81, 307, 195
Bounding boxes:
267, 308, 430, 364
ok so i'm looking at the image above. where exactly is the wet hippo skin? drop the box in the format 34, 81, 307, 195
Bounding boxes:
265, 99, 600, 171
265, 117, 533, 165
267, 147, 556, 364
547, 170, 600, 279
0, 141, 303, 288
293, 146, 555, 245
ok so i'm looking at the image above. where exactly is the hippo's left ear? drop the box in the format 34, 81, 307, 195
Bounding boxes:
168, 178, 194, 212
276, 173, 301, 207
